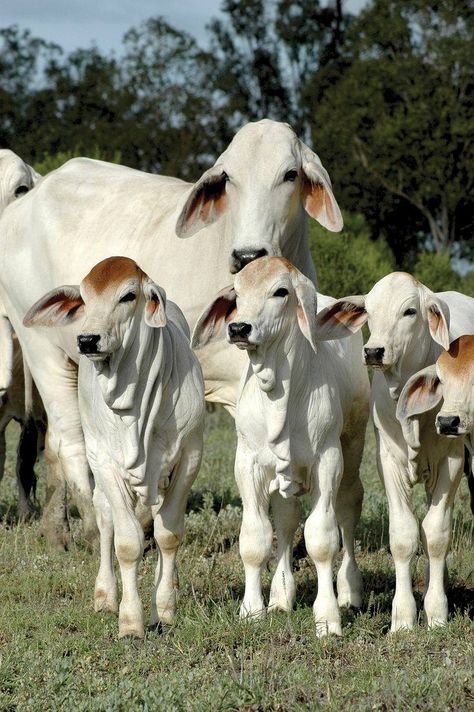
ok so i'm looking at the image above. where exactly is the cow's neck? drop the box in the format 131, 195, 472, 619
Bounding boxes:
247, 323, 312, 496
383, 328, 440, 400
282, 211, 317, 286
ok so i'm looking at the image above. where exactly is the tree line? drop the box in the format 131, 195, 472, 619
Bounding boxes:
0, 0, 472, 289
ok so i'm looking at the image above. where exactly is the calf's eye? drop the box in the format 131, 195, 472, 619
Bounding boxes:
14, 185, 29, 197
283, 170, 297, 182
273, 287, 289, 298
403, 308, 417, 316
120, 292, 136, 303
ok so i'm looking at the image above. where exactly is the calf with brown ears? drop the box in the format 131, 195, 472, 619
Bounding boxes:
316, 273, 474, 630
24, 257, 205, 638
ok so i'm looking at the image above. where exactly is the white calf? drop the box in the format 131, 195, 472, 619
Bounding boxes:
24, 257, 205, 638
193, 256, 369, 636
317, 272, 474, 630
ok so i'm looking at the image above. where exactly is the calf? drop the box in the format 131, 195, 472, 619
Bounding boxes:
193, 256, 369, 636
316, 273, 474, 630
24, 257, 205, 638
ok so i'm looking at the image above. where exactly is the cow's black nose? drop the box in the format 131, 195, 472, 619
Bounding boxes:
437, 415, 460, 434
231, 248, 267, 273
364, 347, 385, 364
228, 322, 252, 341
77, 334, 100, 354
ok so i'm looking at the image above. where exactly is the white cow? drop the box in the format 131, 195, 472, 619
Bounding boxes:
0, 119, 343, 544
316, 272, 474, 630
193, 257, 370, 636
24, 256, 205, 638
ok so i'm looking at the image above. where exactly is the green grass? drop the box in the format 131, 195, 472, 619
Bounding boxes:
0, 410, 473, 711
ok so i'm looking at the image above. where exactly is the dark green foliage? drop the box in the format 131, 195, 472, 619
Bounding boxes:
309, 212, 395, 296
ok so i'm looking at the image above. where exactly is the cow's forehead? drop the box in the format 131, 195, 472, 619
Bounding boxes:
235, 256, 294, 294
83, 256, 143, 295
224, 120, 298, 165
438, 335, 474, 380
366, 272, 420, 311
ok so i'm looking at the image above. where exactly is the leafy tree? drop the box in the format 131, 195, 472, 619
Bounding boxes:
33, 148, 122, 176
314, 0, 474, 260
414, 252, 462, 292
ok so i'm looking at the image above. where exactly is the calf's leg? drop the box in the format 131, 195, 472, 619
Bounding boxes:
93, 484, 118, 614
305, 442, 343, 637
268, 492, 299, 613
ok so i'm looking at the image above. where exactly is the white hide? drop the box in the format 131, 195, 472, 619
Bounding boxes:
0, 120, 343, 542
193, 257, 370, 636
318, 272, 474, 631
25, 258, 205, 638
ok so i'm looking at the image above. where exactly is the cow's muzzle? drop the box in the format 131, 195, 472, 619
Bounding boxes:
364, 346, 385, 367
77, 333, 101, 355
228, 321, 253, 348
436, 414, 460, 436
230, 248, 267, 274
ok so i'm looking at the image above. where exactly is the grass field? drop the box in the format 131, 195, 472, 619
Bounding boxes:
0, 409, 473, 711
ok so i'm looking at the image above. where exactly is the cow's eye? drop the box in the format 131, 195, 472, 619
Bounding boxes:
273, 287, 289, 298
403, 308, 417, 316
283, 170, 297, 182
14, 185, 29, 197
120, 292, 136, 303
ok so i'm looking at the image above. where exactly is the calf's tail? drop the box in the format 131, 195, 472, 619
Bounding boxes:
16, 356, 38, 502
464, 446, 474, 517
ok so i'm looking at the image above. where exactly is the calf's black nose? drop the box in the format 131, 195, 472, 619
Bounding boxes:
437, 415, 460, 434
231, 248, 267, 273
77, 333, 100, 354
228, 322, 252, 341
364, 347, 385, 364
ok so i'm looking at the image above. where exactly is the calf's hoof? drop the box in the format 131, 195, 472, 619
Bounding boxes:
118, 618, 144, 639
94, 589, 118, 614
239, 602, 266, 621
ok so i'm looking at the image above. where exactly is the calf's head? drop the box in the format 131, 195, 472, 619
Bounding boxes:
397, 335, 474, 437
315, 272, 450, 373
23, 256, 166, 360
176, 119, 343, 273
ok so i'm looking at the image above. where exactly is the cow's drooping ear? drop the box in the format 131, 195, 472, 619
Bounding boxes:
396, 365, 443, 422
289, 270, 319, 352
419, 287, 450, 351
314, 296, 367, 341
192, 285, 237, 349
176, 164, 228, 238
299, 142, 343, 232
23, 286, 84, 327
143, 281, 167, 328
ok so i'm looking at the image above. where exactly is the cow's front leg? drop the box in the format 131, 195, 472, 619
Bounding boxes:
268, 492, 299, 613
106, 477, 144, 638
150, 432, 203, 628
92, 484, 118, 614
305, 442, 343, 637
235, 442, 272, 619
378, 434, 419, 632
422, 450, 463, 627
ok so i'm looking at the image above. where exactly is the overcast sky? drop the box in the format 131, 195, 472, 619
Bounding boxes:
3, 0, 368, 54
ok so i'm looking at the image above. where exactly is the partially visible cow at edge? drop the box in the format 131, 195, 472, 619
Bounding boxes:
0, 150, 45, 519
193, 257, 369, 636
398, 335, 474, 517
316, 273, 474, 630
0, 119, 344, 545
24, 257, 205, 638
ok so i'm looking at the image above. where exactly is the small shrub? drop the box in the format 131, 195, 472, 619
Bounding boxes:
414, 251, 462, 292
34, 148, 122, 175
309, 212, 395, 297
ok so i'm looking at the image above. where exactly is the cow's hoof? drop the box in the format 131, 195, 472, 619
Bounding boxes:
239, 603, 266, 621
94, 590, 118, 614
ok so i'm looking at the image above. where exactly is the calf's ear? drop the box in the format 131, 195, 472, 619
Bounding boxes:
300, 142, 343, 232
143, 281, 167, 328
192, 285, 237, 349
176, 164, 228, 238
23, 286, 84, 327
314, 296, 367, 341
290, 271, 319, 352
396, 365, 443, 421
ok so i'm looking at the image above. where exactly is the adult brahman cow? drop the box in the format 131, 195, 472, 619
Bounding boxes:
193, 257, 369, 636
316, 273, 474, 631
0, 120, 343, 543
